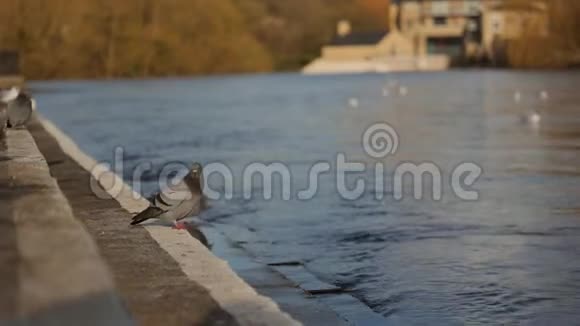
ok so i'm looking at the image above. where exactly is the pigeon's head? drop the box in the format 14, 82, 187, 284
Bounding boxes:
190, 163, 203, 180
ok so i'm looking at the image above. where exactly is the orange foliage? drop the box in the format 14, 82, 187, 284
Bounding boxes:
356, 0, 391, 28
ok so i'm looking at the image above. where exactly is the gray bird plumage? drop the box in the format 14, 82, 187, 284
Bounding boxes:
131, 163, 207, 226
7, 93, 34, 128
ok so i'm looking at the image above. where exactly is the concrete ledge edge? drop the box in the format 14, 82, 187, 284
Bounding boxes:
0, 128, 131, 324
39, 118, 301, 326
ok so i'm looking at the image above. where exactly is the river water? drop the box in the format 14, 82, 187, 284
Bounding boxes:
32, 71, 580, 325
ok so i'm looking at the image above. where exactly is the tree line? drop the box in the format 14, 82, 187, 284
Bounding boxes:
0, 0, 389, 79
505, 0, 580, 68
0, 0, 578, 79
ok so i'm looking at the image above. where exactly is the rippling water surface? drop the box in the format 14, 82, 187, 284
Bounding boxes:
32, 71, 580, 324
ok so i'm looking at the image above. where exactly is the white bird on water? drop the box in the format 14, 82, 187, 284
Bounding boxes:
382, 87, 390, 97
529, 111, 541, 125
398, 86, 408, 96
521, 110, 542, 128
131, 163, 208, 229
514, 91, 522, 104
348, 97, 360, 108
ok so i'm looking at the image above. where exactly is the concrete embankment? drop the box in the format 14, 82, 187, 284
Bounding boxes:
35, 116, 378, 326
1, 108, 389, 325
0, 115, 300, 325
0, 128, 131, 325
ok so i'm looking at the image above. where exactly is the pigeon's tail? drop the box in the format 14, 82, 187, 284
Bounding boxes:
131, 206, 164, 225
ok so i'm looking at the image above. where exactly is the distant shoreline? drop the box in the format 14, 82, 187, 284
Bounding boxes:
17, 67, 579, 84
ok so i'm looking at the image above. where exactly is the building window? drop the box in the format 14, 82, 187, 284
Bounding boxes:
434, 17, 448, 26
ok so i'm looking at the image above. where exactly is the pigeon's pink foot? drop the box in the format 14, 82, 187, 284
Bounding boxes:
173, 222, 188, 230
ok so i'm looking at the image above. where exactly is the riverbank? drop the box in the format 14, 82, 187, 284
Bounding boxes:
26, 71, 580, 324
30, 115, 302, 325
0, 115, 305, 325
0, 127, 130, 324
31, 115, 390, 325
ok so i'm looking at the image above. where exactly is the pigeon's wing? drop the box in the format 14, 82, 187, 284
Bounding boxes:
139, 171, 207, 224
154, 189, 186, 211
131, 188, 177, 225
154, 179, 192, 209
131, 206, 164, 225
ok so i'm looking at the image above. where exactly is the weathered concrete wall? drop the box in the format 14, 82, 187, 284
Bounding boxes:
0, 128, 131, 325
28, 117, 241, 326
34, 117, 300, 326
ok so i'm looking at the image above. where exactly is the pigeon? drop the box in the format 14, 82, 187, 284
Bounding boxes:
131, 163, 207, 229
348, 97, 360, 108
382, 87, 390, 97
387, 80, 398, 88
520, 110, 541, 128
6, 92, 35, 128
398, 86, 408, 96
